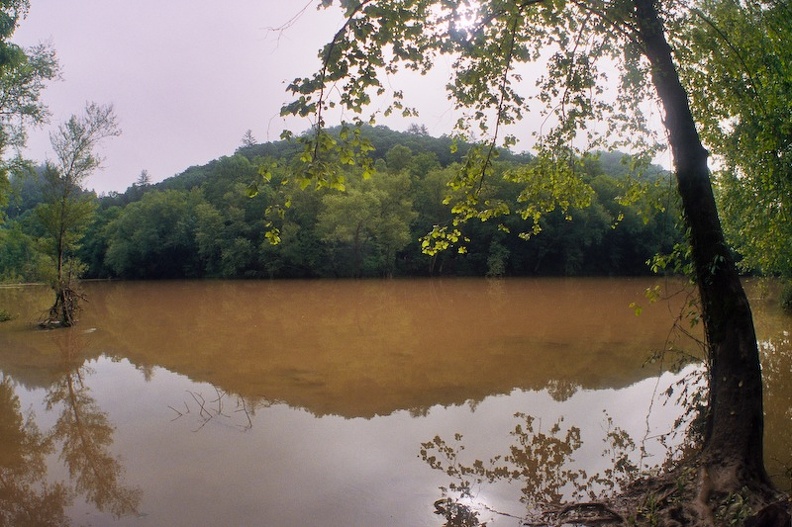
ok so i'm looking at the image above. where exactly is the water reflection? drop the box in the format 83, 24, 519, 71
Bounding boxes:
0, 328, 141, 524
44, 331, 142, 517
420, 391, 665, 526
169, 386, 263, 432
0, 278, 788, 526
67, 279, 703, 417
0, 375, 70, 527
418, 278, 792, 526
753, 287, 792, 491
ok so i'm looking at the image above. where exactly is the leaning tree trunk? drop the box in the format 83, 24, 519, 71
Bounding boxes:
633, 0, 770, 489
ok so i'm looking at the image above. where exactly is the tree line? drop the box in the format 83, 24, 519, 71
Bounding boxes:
1, 125, 683, 281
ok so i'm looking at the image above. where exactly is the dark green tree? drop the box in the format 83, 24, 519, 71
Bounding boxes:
0, 221, 44, 281
241, 129, 257, 148
104, 189, 205, 278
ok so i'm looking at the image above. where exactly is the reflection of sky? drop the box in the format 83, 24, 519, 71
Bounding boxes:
12, 356, 700, 526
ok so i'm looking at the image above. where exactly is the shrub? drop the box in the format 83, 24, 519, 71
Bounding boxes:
781, 281, 792, 312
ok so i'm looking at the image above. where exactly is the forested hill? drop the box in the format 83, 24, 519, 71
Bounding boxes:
1, 125, 681, 281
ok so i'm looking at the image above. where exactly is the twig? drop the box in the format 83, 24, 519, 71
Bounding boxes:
168, 405, 184, 421
188, 391, 212, 420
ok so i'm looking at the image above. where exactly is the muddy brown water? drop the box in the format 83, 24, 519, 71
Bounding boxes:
0, 278, 789, 526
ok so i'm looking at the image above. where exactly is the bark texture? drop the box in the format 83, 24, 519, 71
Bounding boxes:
633, 0, 769, 487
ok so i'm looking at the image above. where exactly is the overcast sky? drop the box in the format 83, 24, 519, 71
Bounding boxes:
12, 2, 670, 196
12, 1, 461, 195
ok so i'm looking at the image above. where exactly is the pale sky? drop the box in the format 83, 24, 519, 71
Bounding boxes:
12, 2, 669, 196
12, 1, 459, 195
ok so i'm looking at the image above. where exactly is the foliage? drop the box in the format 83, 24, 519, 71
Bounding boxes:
0, 220, 46, 281
317, 168, 417, 276
675, 0, 792, 278
104, 189, 206, 279
781, 281, 792, 313
35, 165, 98, 275
3, 126, 682, 280
0, 0, 59, 220
279, 0, 666, 249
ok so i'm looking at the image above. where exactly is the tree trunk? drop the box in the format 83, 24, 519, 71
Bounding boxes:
353, 223, 363, 278
633, 0, 770, 488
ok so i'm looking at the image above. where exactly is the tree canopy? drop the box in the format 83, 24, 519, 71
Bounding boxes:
0, 125, 680, 281
0, 0, 58, 219
677, 0, 792, 279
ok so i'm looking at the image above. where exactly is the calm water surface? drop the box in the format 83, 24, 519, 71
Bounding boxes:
0, 278, 789, 526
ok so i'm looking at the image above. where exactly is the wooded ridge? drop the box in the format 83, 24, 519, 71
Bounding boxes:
2, 125, 683, 281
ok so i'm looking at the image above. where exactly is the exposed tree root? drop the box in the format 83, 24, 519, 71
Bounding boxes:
438, 461, 791, 527
538, 502, 625, 525
39, 283, 86, 329
573, 462, 791, 527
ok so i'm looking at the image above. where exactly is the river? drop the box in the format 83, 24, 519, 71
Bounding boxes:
0, 278, 789, 526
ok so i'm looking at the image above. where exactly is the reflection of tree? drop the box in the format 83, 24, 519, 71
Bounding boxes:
757, 328, 792, 491
169, 386, 263, 432
741, 284, 792, 491
85, 279, 698, 420
0, 376, 71, 527
545, 379, 579, 402
44, 332, 142, 518
420, 413, 642, 526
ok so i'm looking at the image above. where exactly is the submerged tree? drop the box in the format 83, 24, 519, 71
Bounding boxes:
36, 103, 120, 327
278, 0, 785, 522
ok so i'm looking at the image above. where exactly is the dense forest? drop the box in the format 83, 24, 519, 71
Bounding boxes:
1, 125, 682, 281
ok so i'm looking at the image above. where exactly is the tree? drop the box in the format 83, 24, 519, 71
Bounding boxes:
0, 0, 59, 218
104, 189, 204, 279
406, 123, 429, 136
280, 0, 782, 520
676, 1, 792, 281
241, 129, 257, 148
384, 144, 413, 172
632, 0, 769, 491
135, 169, 151, 187
0, 221, 46, 281
36, 103, 120, 327
317, 170, 416, 277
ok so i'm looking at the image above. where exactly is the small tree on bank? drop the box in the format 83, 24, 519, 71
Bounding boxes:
36, 102, 119, 328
